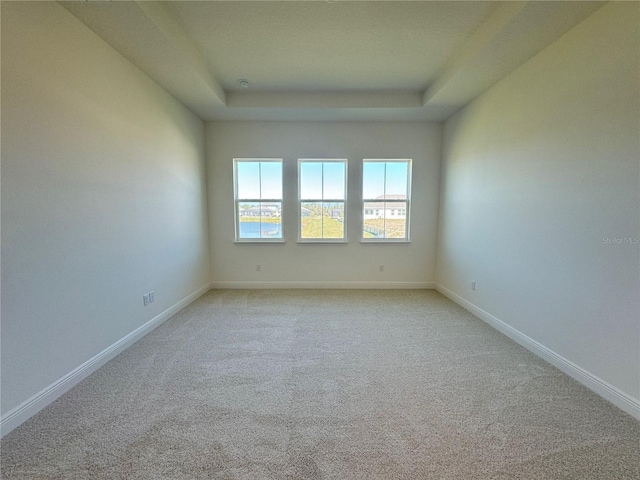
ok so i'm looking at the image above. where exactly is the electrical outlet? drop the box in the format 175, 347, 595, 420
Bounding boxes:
256, 264, 261, 272
149, 291, 155, 303
143, 294, 150, 306
471, 281, 476, 291
379, 265, 384, 272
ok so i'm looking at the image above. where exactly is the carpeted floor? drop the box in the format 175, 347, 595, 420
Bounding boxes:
1, 289, 638, 479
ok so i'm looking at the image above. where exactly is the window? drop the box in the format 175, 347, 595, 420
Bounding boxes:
299, 159, 347, 241
234, 159, 283, 241
362, 159, 411, 241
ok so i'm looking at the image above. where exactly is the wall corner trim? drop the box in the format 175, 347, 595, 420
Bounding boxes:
435, 283, 640, 420
0, 283, 213, 438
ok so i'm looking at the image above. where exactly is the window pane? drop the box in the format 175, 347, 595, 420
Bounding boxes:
301, 202, 323, 238
323, 162, 345, 200
238, 202, 282, 239
300, 202, 345, 239
236, 162, 260, 199
362, 202, 407, 239
383, 201, 406, 238
323, 202, 344, 238
385, 162, 408, 197
300, 162, 323, 199
260, 202, 282, 238
363, 162, 385, 199
363, 206, 385, 238
238, 201, 260, 238
260, 162, 283, 199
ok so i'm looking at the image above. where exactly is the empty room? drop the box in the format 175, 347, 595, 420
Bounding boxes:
1, 1, 638, 478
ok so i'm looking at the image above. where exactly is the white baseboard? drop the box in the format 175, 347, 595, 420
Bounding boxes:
210, 281, 436, 289
435, 283, 640, 420
0, 283, 213, 438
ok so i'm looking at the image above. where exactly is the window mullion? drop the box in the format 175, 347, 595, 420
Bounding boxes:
383, 162, 387, 238
258, 164, 263, 238
321, 163, 325, 238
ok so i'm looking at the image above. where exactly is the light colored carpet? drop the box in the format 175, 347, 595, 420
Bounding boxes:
1, 290, 638, 479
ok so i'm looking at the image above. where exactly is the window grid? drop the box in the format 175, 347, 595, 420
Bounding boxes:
234, 159, 283, 242
298, 159, 347, 242
362, 159, 411, 241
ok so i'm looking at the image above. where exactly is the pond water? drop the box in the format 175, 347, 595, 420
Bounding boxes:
239, 221, 282, 239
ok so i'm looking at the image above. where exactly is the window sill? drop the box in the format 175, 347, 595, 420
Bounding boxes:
297, 239, 348, 245
360, 239, 411, 245
234, 239, 286, 245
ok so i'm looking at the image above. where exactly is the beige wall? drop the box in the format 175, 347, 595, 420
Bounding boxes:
206, 121, 441, 287
1, 2, 210, 423
437, 2, 639, 412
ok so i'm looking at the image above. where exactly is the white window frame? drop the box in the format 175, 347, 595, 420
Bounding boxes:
298, 159, 348, 243
361, 159, 412, 243
233, 158, 285, 243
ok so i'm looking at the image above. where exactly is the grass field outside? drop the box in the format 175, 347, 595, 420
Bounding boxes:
240, 217, 280, 224
301, 216, 344, 239
240, 216, 405, 238
363, 218, 406, 238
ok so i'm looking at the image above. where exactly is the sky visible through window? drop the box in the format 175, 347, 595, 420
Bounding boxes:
236, 160, 282, 199
300, 162, 345, 200
363, 161, 408, 199
237, 160, 406, 200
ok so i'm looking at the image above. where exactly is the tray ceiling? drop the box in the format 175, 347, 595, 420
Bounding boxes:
61, 1, 605, 121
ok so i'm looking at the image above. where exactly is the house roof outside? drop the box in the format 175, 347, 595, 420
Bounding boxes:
364, 195, 407, 210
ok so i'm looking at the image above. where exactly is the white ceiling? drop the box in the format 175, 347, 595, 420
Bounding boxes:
61, 1, 605, 122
